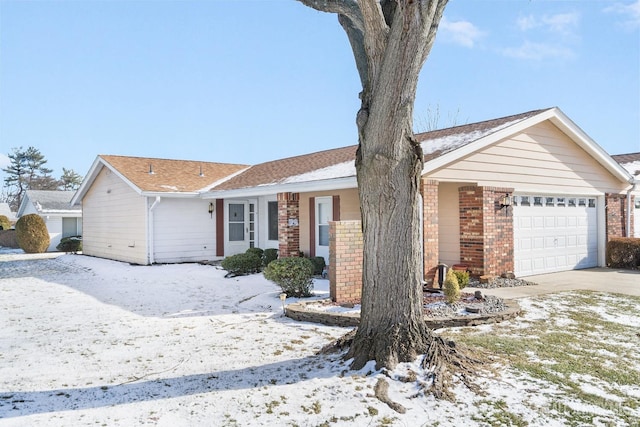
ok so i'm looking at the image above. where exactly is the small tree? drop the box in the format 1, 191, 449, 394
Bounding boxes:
443, 269, 460, 304
0, 215, 10, 231
15, 214, 50, 253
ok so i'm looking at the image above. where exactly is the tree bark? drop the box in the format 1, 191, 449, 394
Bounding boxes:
297, 0, 448, 370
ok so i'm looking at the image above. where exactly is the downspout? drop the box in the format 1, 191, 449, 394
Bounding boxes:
626, 179, 636, 238
148, 196, 162, 264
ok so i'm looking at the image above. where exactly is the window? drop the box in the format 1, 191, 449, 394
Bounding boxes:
520, 196, 530, 206
533, 196, 543, 206
568, 198, 577, 207
228, 204, 245, 241
578, 198, 586, 207
589, 199, 596, 208
556, 197, 566, 206
545, 197, 555, 206
268, 201, 278, 241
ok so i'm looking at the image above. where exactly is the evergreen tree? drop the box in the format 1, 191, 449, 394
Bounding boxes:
2, 146, 55, 210
59, 168, 83, 191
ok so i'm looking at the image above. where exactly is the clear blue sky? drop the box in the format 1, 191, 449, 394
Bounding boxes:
1, 0, 638, 183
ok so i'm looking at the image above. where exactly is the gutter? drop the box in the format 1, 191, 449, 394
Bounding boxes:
148, 196, 162, 264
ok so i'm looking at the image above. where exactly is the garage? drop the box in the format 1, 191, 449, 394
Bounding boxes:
513, 195, 598, 276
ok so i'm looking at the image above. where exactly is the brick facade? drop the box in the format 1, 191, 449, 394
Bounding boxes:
458, 186, 514, 277
421, 179, 439, 285
605, 193, 630, 240
329, 220, 363, 303
277, 192, 300, 258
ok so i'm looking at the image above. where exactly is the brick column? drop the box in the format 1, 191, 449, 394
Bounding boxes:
329, 220, 363, 303
421, 178, 439, 286
459, 186, 514, 277
482, 187, 514, 277
606, 194, 628, 239
277, 192, 300, 257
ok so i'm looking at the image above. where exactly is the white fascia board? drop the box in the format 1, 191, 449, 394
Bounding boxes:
202, 176, 358, 199
141, 192, 201, 199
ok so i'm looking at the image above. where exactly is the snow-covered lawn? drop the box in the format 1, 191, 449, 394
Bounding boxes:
1, 252, 638, 426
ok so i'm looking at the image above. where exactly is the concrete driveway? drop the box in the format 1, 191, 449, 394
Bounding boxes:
470, 268, 640, 299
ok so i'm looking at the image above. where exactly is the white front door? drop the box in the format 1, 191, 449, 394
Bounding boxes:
315, 197, 332, 263
514, 195, 598, 276
225, 200, 256, 256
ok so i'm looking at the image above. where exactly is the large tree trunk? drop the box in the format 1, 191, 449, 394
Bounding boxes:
298, 0, 453, 370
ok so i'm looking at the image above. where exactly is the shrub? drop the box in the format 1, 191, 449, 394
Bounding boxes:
309, 256, 326, 276
263, 248, 278, 266
221, 252, 262, 276
453, 270, 470, 289
245, 247, 264, 260
264, 257, 314, 297
57, 235, 82, 253
0, 230, 19, 248
0, 215, 10, 231
443, 269, 460, 304
606, 238, 640, 269
15, 214, 50, 253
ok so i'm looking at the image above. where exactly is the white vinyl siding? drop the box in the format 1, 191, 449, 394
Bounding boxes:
635, 198, 640, 238
429, 122, 623, 194
82, 167, 148, 264
152, 198, 216, 263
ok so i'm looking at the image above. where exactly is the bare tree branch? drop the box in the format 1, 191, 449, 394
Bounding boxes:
296, 0, 364, 30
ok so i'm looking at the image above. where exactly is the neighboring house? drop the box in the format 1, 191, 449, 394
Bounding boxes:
204, 107, 635, 280
71, 156, 248, 265
17, 190, 82, 251
611, 152, 640, 238
0, 203, 17, 227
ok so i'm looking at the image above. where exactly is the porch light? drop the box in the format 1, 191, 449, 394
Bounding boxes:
208, 202, 214, 217
499, 194, 512, 210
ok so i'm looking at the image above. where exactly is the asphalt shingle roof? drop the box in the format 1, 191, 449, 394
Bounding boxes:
25, 190, 80, 212
99, 155, 249, 193
211, 108, 549, 191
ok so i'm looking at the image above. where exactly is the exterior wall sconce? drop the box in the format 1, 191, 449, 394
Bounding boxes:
208, 202, 214, 218
499, 193, 512, 211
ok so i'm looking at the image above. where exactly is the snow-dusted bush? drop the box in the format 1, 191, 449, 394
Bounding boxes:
264, 257, 314, 297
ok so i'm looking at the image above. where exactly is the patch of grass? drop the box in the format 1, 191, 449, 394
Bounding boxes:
440, 291, 640, 426
472, 399, 527, 427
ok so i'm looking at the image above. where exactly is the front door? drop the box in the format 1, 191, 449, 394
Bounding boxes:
225, 200, 256, 256
315, 197, 332, 263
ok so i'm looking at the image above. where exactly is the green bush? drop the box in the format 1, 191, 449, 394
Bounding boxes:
245, 247, 264, 259
453, 270, 470, 289
263, 248, 278, 266
606, 238, 640, 269
57, 235, 82, 253
221, 252, 262, 276
15, 214, 50, 253
309, 256, 326, 276
264, 257, 314, 297
0, 215, 10, 231
443, 269, 460, 304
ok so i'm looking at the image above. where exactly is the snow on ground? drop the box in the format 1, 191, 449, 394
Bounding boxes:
0, 251, 634, 426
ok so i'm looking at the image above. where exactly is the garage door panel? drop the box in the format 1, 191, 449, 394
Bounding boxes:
514, 195, 598, 276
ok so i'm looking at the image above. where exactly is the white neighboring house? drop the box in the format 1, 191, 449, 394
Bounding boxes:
0, 203, 17, 227
17, 190, 82, 251
611, 152, 640, 238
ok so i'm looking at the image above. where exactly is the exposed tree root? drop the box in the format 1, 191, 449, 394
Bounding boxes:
318, 324, 485, 401
374, 378, 406, 414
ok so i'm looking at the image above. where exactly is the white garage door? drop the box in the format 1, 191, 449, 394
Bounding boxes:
514, 195, 598, 276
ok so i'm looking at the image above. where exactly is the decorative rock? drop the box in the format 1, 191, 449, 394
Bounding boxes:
501, 271, 516, 279
479, 275, 494, 284
474, 290, 483, 299
465, 306, 480, 314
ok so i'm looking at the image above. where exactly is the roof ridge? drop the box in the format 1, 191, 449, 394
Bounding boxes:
99, 154, 248, 167
415, 107, 553, 139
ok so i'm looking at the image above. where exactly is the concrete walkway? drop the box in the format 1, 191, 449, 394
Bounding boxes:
468, 268, 640, 299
